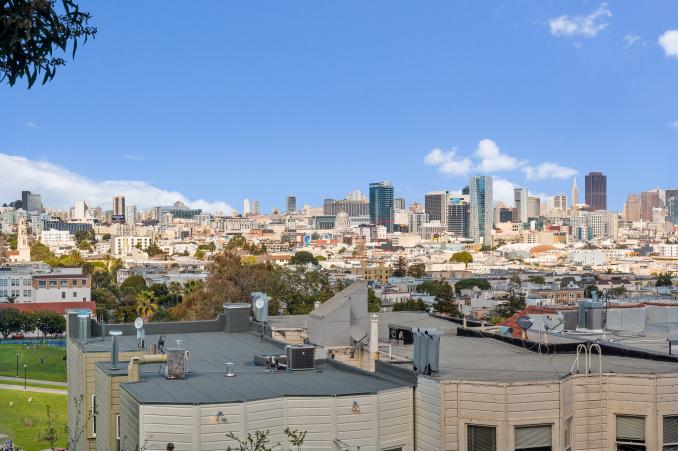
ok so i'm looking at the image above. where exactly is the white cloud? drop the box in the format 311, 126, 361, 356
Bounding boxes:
474, 139, 523, 172
492, 178, 517, 207
123, 154, 144, 161
0, 153, 233, 214
659, 30, 678, 58
670, 119, 678, 129
549, 3, 611, 38
24, 122, 39, 129
522, 162, 578, 180
624, 34, 640, 48
424, 148, 473, 176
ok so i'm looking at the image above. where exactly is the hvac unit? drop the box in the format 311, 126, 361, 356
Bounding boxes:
286, 345, 315, 370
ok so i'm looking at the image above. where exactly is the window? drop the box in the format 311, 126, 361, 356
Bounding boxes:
664, 416, 678, 451
49, 280, 57, 287
515, 424, 552, 451
616, 415, 645, 450
564, 418, 572, 451
91, 395, 97, 437
60, 280, 67, 288
468, 425, 496, 451
73, 292, 77, 298
11, 290, 19, 297
62, 291, 66, 299
10, 278, 19, 286
116, 415, 121, 451
39, 280, 46, 288
0, 279, 7, 286
82, 279, 87, 287
23, 279, 30, 286
23, 290, 31, 297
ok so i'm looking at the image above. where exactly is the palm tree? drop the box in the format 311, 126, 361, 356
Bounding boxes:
135, 291, 159, 321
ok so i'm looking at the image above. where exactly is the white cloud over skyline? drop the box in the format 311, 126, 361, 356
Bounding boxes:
624, 34, 640, 48
659, 30, 678, 58
0, 153, 233, 214
549, 3, 611, 38
522, 162, 578, 180
424, 148, 473, 176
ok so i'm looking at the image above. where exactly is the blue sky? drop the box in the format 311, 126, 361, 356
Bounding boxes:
1, 0, 677, 213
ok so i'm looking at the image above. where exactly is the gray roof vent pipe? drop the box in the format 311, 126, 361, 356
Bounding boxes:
77, 312, 90, 345
109, 330, 122, 370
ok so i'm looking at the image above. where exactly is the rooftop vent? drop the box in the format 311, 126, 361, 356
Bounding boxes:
412, 328, 442, 375
109, 330, 122, 370
166, 348, 187, 379
77, 312, 90, 344
286, 345, 315, 370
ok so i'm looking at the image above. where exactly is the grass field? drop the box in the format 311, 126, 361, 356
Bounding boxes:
0, 345, 67, 382
0, 389, 68, 451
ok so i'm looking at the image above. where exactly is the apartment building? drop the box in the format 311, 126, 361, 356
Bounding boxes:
111, 236, 152, 256
0, 265, 91, 303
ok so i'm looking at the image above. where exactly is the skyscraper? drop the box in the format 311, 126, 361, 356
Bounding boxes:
668, 197, 678, 225
369, 181, 395, 233
624, 194, 641, 222
447, 197, 470, 237
469, 176, 492, 245
286, 196, 296, 214
640, 190, 661, 222
585, 172, 607, 210
554, 194, 568, 212
571, 177, 579, 208
395, 197, 406, 210
21, 191, 42, 213
425, 191, 449, 225
112, 196, 126, 222
527, 196, 541, 218
243, 199, 251, 216
514, 187, 528, 223
252, 200, 260, 215
126, 205, 137, 225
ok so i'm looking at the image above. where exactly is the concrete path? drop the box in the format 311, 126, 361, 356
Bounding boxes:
0, 383, 67, 395
0, 375, 66, 386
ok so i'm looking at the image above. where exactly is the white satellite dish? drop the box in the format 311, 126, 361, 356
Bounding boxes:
254, 298, 265, 310
134, 317, 144, 330
543, 313, 564, 331
349, 326, 368, 344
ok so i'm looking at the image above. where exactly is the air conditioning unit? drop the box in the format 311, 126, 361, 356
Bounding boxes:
286, 345, 315, 370
253, 353, 287, 368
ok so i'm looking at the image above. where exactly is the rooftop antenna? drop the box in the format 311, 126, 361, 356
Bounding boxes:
461, 305, 473, 328
542, 314, 563, 344
349, 325, 368, 358
515, 316, 533, 340
134, 317, 145, 350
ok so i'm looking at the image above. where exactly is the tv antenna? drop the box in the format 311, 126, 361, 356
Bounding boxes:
349, 326, 368, 358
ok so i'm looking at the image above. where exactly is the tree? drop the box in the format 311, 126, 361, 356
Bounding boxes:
407, 263, 426, 278
454, 278, 490, 294
290, 251, 317, 266
368, 288, 382, 312
134, 291, 159, 321
194, 249, 206, 260
495, 289, 526, 319
145, 242, 164, 257
393, 256, 407, 277
450, 251, 473, 267
656, 272, 674, 287
0, 0, 97, 88
528, 275, 546, 285
0, 308, 23, 338
120, 275, 147, 292
584, 285, 598, 298
34, 310, 66, 337
0, 233, 8, 265
20, 311, 37, 334
392, 298, 427, 312
433, 297, 460, 316
417, 280, 454, 301
92, 287, 117, 321
30, 241, 53, 261
42, 404, 59, 451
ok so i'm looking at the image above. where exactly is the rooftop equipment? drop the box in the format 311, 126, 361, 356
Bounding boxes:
109, 330, 122, 370
251, 292, 270, 323
286, 345, 315, 370
412, 328, 442, 375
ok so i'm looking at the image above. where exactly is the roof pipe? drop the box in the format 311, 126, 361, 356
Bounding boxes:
128, 354, 167, 382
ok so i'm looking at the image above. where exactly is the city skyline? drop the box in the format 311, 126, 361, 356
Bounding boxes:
2, 1, 678, 212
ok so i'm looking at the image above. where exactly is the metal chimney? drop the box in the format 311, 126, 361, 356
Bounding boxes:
77, 312, 89, 344
109, 330, 122, 370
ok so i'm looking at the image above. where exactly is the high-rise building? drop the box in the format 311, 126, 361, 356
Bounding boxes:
126, 205, 137, 225
461, 185, 470, 196
425, 191, 449, 225
395, 197, 406, 210
469, 176, 492, 245
408, 212, 428, 234
514, 188, 528, 223
323, 198, 370, 217
584, 172, 607, 210
668, 197, 678, 225
447, 198, 470, 237
527, 196, 541, 218
286, 196, 296, 214
640, 190, 661, 222
243, 199, 251, 216
571, 177, 579, 208
21, 191, 42, 213
624, 194, 641, 222
113, 196, 126, 222
346, 190, 366, 202
665, 189, 678, 206
369, 181, 395, 233
252, 200, 260, 215
73, 201, 92, 220
553, 194, 568, 213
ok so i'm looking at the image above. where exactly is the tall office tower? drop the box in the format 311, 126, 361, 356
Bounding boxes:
527, 196, 541, 218
571, 177, 579, 208
513, 188, 528, 223
21, 191, 42, 213
469, 176, 493, 245
408, 211, 428, 234
585, 172, 607, 210
346, 190, 366, 202
252, 200, 260, 215
323, 198, 370, 217
425, 191, 449, 225
395, 197, 406, 210
73, 201, 91, 220
113, 196, 126, 221
286, 196, 296, 214
668, 197, 678, 225
243, 199, 251, 216
640, 189, 661, 222
447, 197, 470, 237
126, 205, 138, 225
462, 185, 470, 196
624, 194, 641, 221
664, 189, 678, 211
554, 194, 568, 212
369, 181, 395, 233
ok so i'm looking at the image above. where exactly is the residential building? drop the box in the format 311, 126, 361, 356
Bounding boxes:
323, 198, 370, 217
641, 189, 662, 222
469, 176, 493, 245
41, 229, 75, 247
125, 205, 137, 225
408, 212, 428, 234
424, 191, 449, 225
514, 187, 528, 223
625, 194, 641, 221
286, 195, 296, 213
21, 190, 42, 213
369, 181, 395, 233
585, 171, 607, 210
111, 236, 152, 256
447, 198, 470, 238
0, 265, 90, 304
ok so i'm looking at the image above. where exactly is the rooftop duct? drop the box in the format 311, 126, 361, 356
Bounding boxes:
412, 328, 442, 375
77, 311, 90, 344
109, 330, 122, 370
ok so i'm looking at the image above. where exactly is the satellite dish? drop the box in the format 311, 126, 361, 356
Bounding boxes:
254, 298, 265, 310
543, 313, 564, 331
349, 326, 368, 344
134, 317, 144, 330
462, 305, 473, 317
516, 316, 533, 331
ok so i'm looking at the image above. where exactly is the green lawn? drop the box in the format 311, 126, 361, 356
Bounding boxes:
0, 345, 67, 382
0, 389, 68, 451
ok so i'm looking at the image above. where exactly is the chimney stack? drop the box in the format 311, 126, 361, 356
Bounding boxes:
109, 330, 122, 370
370, 314, 379, 369
77, 312, 90, 345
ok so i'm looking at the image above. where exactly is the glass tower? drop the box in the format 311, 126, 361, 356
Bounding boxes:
369, 181, 395, 233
